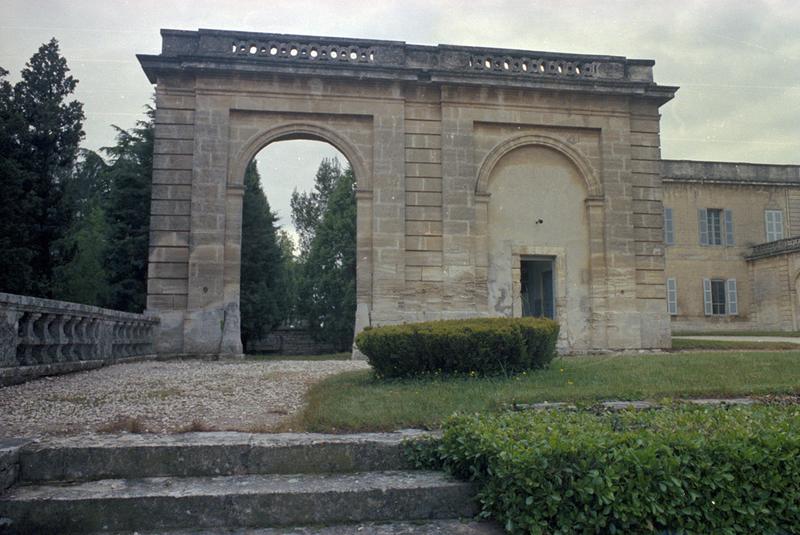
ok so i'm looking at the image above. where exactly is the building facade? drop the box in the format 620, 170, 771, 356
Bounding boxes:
662, 161, 800, 332
138, 29, 798, 357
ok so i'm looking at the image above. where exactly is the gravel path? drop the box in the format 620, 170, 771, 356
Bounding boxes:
0, 359, 370, 438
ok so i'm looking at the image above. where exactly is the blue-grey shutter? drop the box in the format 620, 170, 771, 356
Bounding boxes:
698, 209, 708, 245
727, 279, 738, 315
724, 209, 734, 246
664, 208, 674, 245
765, 210, 773, 241
666, 278, 677, 315
776, 211, 784, 240
703, 278, 712, 315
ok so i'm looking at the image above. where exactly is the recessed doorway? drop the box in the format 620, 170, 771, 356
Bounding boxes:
520, 257, 555, 319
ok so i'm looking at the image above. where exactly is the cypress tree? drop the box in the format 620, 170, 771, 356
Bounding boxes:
0, 39, 84, 296
0, 67, 38, 294
240, 161, 289, 350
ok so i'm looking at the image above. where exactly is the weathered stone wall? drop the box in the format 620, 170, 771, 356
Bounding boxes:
247, 328, 338, 356
139, 29, 678, 354
662, 161, 800, 332
0, 293, 159, 386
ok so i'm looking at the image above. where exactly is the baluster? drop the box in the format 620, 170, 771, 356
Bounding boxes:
1, 309, 20, 367
50, 315, 66, 362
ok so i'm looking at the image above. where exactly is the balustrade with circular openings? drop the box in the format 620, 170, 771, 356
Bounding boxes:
468, 55, 598, 78
231, 39, 376, 64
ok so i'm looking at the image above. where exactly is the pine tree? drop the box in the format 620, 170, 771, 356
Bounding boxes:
0, 39, 84, 296
240, 161, 289, 350
103, 108, 154, 312
298, 166, 357, 351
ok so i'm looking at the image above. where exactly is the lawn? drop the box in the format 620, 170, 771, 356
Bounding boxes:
287, 350, 800, 432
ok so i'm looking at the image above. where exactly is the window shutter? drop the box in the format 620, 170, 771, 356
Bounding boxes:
727, 279, 738, 315
667, 277, 677, 315
698, 209, 708, 245
703, 278, 713, 316
776, 211, 784, 240
765, 211, 773, 241
724, 209, 734, 246
664, 208, 674, 245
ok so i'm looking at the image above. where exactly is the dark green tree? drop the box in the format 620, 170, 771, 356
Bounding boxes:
298, 165, 357, 351
290, 157, 342, 256
52, 203, 111, 305
51, 149, 112, 305
240, 161, 289, 350
276, 228, 300, 323
102, 108, 154, 312
0, 39, 84, 296
0, 67, 38, 294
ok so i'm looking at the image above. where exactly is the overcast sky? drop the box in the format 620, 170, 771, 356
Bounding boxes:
2, 0, 798, 237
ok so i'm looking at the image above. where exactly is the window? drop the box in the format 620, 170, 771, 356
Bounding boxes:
703, 278, 738, 316
666, 277, 677, 315
698, 208, 734, 246
765, 210, 784, 242
664, 207, 674, 245
710, 279, 726, 315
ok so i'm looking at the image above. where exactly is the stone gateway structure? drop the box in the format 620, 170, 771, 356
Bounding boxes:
138, 29, 799, 356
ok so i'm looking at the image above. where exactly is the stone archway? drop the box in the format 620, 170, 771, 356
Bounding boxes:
219, 123, 373, 354
139, 28, 677, 355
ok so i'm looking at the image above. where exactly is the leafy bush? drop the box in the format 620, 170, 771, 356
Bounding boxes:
428, 406, 800, 534
355, 317, 559, 378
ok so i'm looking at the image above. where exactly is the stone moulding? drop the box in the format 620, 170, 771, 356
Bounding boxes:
0, 292, 159, 386
746, 237, 800, 261
138, 29, 677, 103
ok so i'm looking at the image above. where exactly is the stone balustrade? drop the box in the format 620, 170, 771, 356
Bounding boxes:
144, 29, 662, 89
747, 237, 800, 261
0, 293, 159, 386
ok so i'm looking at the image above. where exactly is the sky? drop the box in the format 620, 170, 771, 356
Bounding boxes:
2, 0, 798, 239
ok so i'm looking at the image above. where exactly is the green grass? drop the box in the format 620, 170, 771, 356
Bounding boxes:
288, 351, 800, 432
245, 352, 351, 361
671, 338, 799, 351
673, 330, 800, 337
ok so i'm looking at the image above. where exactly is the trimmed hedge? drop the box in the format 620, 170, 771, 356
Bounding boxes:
423, 407, 800, 534
355, 317, 559, 378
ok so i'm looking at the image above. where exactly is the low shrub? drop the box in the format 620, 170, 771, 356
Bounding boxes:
355, 317, 559, 378
428, 406, 800, 534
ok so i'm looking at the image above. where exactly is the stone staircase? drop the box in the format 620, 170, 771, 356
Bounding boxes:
0, 432, 494, 534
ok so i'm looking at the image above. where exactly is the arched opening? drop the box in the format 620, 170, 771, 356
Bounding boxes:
485, 144, 592, 349
237, 138, 359, 356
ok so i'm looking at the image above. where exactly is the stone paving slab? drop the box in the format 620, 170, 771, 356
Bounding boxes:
139, 520, 504, 534
674, 335, 800, 344
513, 397, 758, 411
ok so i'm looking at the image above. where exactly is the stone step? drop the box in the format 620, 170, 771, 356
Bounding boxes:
0, 471, 477, 534
131, 519, 504, 534
18, 431, 430, 483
